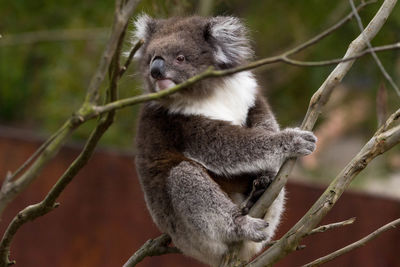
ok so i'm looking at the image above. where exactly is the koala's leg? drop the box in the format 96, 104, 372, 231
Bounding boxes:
167, 161, 269, 266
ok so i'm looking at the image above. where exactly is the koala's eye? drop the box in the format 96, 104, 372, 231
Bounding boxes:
176, 55, 185, 63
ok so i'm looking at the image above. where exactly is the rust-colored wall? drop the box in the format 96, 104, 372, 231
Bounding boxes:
0, 131, 399, 267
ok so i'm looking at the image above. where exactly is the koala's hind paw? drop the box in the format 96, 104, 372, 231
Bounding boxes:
240, 175, 274, 215
283, 128, 317, 157
236, 215, 269, 242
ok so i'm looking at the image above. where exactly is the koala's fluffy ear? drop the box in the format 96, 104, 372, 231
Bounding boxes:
205, 16, 253, 67
131, 13, 157, 58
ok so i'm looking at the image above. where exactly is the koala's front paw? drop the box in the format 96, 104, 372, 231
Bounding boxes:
282, 128, 317, 158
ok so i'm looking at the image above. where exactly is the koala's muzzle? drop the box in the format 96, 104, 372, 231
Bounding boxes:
150, 57, 166, 80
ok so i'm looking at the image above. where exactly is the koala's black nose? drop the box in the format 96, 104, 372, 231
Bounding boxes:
150, 57, 166, 80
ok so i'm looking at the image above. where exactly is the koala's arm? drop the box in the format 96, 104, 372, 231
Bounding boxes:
181, 113, 316, 176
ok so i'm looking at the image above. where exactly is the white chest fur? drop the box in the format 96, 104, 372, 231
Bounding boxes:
169, 71, 258, 126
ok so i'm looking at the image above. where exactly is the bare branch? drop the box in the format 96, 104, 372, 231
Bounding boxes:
119, 39, 145, 76
349, 0, 400, 97
302, 218, 400, 267
123, 234, 181, 267
307, 217, 356, 236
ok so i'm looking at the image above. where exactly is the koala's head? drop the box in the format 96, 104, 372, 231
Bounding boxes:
131, 15, 253, 99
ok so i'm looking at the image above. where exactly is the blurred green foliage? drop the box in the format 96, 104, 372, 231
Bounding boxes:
0, 0, 399, 150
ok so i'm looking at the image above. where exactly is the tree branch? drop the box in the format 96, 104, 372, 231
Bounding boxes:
302, 218, 400, 267
307, 217, 356, 236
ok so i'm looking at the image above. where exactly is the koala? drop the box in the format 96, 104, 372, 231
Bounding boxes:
132, 14, 316, 266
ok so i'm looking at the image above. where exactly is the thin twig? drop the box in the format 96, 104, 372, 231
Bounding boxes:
119, 39, 144, 76
307, 217, 356, 236
349, 0, 400, 97
302, 218, 400, 267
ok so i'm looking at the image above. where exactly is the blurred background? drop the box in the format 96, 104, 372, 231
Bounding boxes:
1, 0, 400, 266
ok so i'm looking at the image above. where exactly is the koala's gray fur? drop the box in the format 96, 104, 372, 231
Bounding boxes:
132, 14, 317, 266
